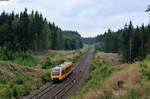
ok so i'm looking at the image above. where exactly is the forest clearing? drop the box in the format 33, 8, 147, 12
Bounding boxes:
0, 1, 150, 99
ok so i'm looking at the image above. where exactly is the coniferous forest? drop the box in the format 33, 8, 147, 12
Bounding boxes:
1, 2, 150, 99
83, 6, 150, 62
0, 9, 83, 59
0, 8, 84, 98
95, 21, 150, 62
0, 9, 83, 51
0, 8, 83, 65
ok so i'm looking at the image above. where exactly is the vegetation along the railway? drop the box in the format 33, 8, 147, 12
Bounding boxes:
71, 6, 150, 99
0, 8, 87, 99
0, 8, 83, 67
0, 3, 150, 99
71, 47, 150, 99
0, 49, 87, 99
71, 48, 115, 99
36, 5, 150, 99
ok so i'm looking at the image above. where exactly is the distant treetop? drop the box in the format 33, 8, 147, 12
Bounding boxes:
146, 5, 150, 12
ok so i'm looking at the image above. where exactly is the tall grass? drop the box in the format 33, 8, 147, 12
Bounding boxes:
72, 50, 85, 63
0, 47, 37, 67
98, 90, 114, 99
0, 71, 50, 99
120, 85, 141, 99
71, 52, 113, 99
11, 51, 37, 67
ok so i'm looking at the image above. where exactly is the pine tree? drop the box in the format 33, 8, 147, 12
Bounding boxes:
128, 21, 134, 62
0, 9, 83, 53
146, 5, 150, 12
42, 19, 51, 49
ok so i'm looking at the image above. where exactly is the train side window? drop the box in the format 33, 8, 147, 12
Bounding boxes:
67, 66, 70, 73
66, 67, 69, 73
66, 68, 68, 73
68, 66, 70, 71
62, 70, 65, 75
65, 66, 72, 74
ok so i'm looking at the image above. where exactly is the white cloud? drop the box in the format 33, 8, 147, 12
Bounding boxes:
0, 0, 150, 37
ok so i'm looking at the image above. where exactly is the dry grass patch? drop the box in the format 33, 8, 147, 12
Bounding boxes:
74, 53, 150, 99
108, 65, 140, 94
0, 60, 44, 81
81, 65, 141, 99
97, 52, 123, 66
34, 49, 86, 67
34, 50, 76, 65
82, 88, 104, 99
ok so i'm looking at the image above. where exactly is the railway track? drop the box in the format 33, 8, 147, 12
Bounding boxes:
23, 48, 93, 99
54, 49, 92, 99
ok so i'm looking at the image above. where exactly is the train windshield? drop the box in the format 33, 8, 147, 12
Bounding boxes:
52, 68, 60, 76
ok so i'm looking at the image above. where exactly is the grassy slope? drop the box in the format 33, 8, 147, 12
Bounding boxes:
71, 51, 150, 99
0, 46, 88, 99
0, 60, 46, 99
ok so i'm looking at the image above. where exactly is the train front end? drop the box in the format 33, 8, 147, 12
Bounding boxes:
51, 67, 62, 81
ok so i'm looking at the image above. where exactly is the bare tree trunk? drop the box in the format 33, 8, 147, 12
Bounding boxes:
129, 38, 132, 62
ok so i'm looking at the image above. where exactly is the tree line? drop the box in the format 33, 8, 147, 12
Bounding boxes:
93, 6, 150, 62
0, 8, 83, 53
64, 31, 83, 50
82, 37, 96, 45
95, 22, 150, 62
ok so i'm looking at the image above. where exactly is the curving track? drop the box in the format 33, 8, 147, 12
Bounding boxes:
23, 48, 93, 99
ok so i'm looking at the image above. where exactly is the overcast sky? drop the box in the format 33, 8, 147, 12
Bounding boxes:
0, 0, 150, 37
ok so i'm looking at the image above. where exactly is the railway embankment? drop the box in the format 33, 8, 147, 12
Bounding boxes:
71, 51, 150, 99
23, 48, 93, 99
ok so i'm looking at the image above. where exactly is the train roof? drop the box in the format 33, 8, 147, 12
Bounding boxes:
52, 62, 72, 70
58, 62, 72, 67
52, 66, 60, 70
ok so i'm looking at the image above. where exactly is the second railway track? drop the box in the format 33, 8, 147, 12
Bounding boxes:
23, 48, 93, 99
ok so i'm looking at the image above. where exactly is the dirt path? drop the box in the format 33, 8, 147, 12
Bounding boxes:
23, 48, 93, 99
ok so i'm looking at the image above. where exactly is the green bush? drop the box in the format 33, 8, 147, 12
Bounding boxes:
0, 72, 51, 98
2, 88, 13, 99
40, 72, 50, 83
22, 81, 32, 95
99, 90, 114, 99
0, 76, 9, 84
140, 63, 147, 69
146, 55, 150, 60
2, 84, 23, 98
12, 84, 23, 97
72, 55, 78, 62
42, 56, 53, 69
123, 86, 141, 99
12, 50, 37, 67
45, 53, 55, 58
0, 47, 37, 67
95, 43, 104, 51
14, 76, 30, 85
89, 63, 97, 72
0, 46, 8, 61
140, 63, 150, 80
